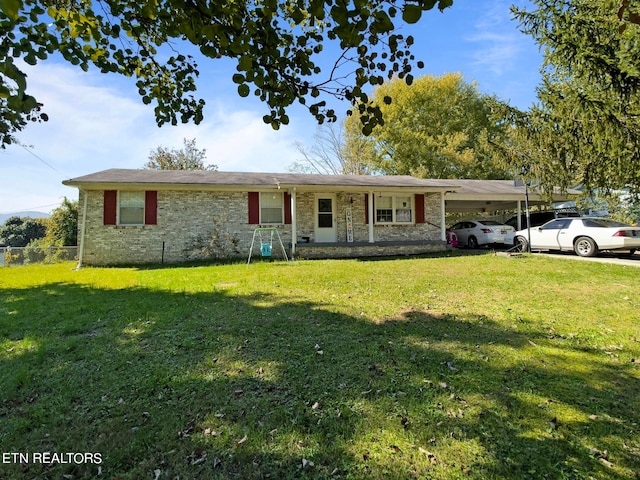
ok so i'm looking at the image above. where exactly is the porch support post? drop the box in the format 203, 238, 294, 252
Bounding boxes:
440, 192, 447, 242
368, 190, 374, 243
516, 200, 522, 230
291, 187, 297, 258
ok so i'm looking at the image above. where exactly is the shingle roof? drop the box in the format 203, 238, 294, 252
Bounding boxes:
63, 169, 461, 191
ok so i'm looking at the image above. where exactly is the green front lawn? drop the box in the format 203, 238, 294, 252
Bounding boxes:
1, 254, 639, 479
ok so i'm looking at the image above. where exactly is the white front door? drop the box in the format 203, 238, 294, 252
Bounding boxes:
315, 194, 337, 242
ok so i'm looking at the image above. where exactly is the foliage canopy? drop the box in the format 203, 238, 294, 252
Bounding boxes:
145, 138, 216, 171
0, 215, 46, 246
0, 0, 453, 147
508, 0, 640, 194
346, 73, 511, 179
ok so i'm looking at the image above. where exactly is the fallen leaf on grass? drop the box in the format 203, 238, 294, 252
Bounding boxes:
178, 420, 196, 438
153, 469, 161, 480
302, 458, 314, 468
418, 447, 438, 464
188, 449, 207, 466
236, 435, 248, 446
631, 358, 640, 364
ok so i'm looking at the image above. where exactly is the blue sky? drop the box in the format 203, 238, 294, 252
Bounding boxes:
0, 0, 542, 215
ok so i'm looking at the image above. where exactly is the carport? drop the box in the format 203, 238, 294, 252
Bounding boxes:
444, 180, 581, 229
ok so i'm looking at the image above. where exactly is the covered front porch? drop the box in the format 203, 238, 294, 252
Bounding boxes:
284, 186, 452, 259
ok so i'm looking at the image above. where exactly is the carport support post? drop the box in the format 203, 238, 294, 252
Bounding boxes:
368, 191, 374, 243
440, 192, 447, 242
525, 182, 531, 253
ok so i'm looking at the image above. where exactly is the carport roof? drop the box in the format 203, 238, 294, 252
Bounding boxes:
445, 179, 581, 213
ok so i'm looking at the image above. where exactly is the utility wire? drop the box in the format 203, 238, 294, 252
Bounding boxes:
18, 143, 72, 179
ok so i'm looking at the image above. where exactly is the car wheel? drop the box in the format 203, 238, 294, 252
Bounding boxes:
574, 236, 598, 257
515, 236, 528, 253
468, 236, 479, 249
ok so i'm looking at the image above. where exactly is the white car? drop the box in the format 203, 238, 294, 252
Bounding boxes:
514, 217, 640, 257
449, 220, 516, 248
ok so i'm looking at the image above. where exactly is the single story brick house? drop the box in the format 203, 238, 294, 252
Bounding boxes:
62, 169, 461, 265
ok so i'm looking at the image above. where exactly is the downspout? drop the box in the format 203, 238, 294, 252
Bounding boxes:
291, 187, 297, 258
368, 190, 374, 243
440, 191, 447, 242
75, 188, 88, 270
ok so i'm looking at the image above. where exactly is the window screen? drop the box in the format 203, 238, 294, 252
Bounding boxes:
260, 193, 284, 224
119, 191, 145, 225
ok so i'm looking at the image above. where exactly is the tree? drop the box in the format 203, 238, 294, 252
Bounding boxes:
0, 216, 47, 247
0, 0, 454, 147
45, 198, 78, 246
508, 0, 640, 194
145, 138, 217, 171
347, 73, 511, 179
289, 122, 376, 175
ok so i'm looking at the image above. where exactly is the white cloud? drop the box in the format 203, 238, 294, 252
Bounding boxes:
0, 61, 305, 214
465, 1, 534, 76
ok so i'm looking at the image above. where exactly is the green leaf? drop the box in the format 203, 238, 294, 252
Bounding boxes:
402, 5, 422, 24
437, 0, 453, 12
237, 84, 250, 97
232, 73, 245, 84
0, 0, 22, 21
238, 55, 252, 71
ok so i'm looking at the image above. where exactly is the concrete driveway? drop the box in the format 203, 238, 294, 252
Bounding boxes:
533, 251, 640, 267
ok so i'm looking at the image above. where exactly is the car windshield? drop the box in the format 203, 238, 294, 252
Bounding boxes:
582, 218, 630, 228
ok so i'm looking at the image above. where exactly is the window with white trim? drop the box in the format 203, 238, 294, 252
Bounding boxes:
260, 192, 284, 224
375, 195, 413, 224
119, 191, 145, 225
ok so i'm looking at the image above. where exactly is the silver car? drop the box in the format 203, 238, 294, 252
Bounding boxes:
449, 220, 516, 248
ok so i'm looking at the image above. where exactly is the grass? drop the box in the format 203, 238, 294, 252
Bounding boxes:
1, 253, 639, 479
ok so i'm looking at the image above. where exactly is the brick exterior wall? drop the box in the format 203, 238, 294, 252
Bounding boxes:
77, 189, 445, 265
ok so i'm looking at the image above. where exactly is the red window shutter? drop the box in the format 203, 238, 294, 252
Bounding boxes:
248, 192, 260, 224
364, 194, 369, 224
104, 190, 117, 225
284, 192, 292, 224
145, 191, 158, 225
415, 194, 425, 224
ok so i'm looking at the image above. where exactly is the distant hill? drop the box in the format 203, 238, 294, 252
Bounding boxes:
0, 211, 51, 224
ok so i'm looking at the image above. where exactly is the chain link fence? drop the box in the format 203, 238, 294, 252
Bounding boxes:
1, 246, 78, 266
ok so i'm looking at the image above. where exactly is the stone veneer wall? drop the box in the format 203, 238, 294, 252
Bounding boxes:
78, 189, 444, 265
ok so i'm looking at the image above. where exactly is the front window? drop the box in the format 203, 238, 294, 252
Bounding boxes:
376, 195, 413, 224
119, 191, 145, 225
260, 192, 284, 224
